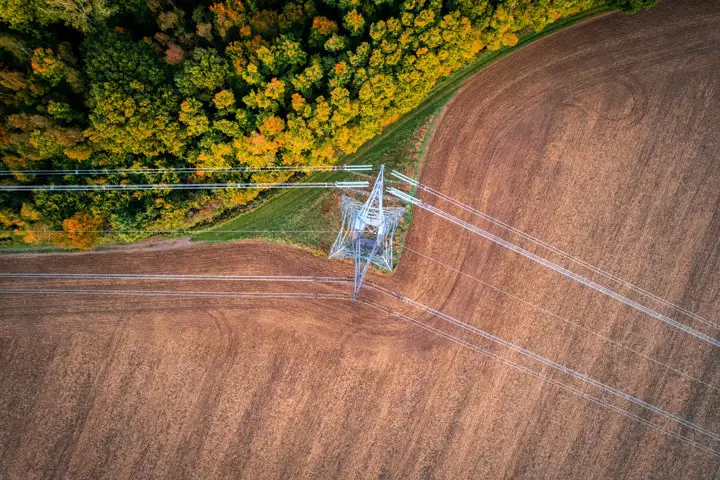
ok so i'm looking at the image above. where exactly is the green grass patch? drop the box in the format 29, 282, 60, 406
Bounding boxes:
191, 105, 440, 249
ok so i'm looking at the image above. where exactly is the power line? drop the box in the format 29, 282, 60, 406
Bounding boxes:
0, 181, 369, 192
402, 245, 720, 393
1, 280, 716, 456
5, 270, 715, 429
351, 171, 405, 184
12, 257, 713, 397
0, 273, 351, 283
358, 298, 720, 458
364, 282, 720, 443
0, 287, 350, 300
0, 164, 374, 176
1, 229, 336, 234
11, 271, 712, 442
388, 187, 720, 348
391, 170, 717, 329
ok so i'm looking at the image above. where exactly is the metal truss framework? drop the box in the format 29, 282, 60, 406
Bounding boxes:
329, 165, 404, 299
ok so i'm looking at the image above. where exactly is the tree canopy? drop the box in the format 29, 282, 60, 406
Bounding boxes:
0, 0, 649, 248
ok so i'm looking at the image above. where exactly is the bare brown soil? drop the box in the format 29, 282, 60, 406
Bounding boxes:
1, 0, 719, 478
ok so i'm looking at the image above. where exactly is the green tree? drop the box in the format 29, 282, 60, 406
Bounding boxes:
0, 0, 660, 248
175, 48, 229, 99
179, 98, 210, 137
343, 9, 365, 36
30, 48, 68, 86
84, 31, 185, 157
1, 0, 116, 32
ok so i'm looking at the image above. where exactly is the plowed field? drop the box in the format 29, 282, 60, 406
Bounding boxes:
1, 0, 719, 478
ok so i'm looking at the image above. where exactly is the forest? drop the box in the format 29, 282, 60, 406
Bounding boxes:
0, 0, 656, 248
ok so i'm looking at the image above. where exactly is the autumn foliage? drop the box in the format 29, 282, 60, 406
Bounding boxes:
62, 213, 103, 249
0, 0, 656, 248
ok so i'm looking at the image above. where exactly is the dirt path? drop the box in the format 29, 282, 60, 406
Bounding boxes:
1, 0, 719, 478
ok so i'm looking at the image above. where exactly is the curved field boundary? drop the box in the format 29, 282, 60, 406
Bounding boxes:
190, 6, 613, 246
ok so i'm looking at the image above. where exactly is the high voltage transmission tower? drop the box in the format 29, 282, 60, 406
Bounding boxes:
329, 165, 405, 299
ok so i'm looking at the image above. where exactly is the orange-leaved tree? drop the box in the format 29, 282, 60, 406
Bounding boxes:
62, 213, 103, 249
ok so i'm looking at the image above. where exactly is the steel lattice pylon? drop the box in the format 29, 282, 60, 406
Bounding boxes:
329, 165, 405, 299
